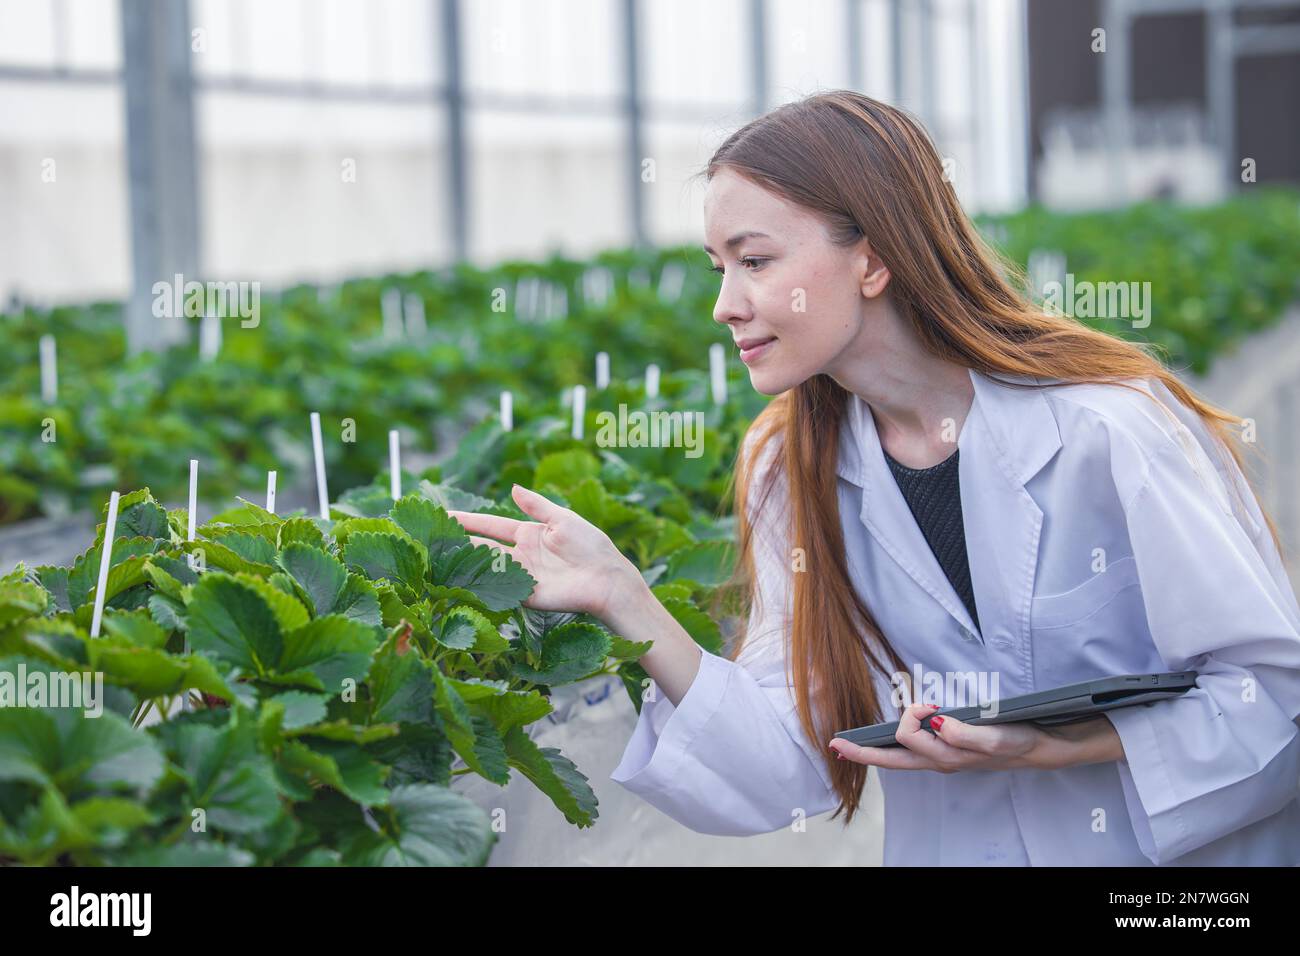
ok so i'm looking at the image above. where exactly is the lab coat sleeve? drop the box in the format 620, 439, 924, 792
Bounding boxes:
1104, 423, 1300, 865
608, 441, 841, 836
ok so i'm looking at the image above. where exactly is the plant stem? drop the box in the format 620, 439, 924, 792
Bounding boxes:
133, 699, 156, 728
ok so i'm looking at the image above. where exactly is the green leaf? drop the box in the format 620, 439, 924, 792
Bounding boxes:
0, 683, 164, 792
202, 530, 279, 568
277, 543, 347, 617
286, 720, 398, 744
279, 517, 326, 551
510, 622, 611, 686
184, 539, 276, 577
234, 572, 310, 633
148, 592, 186, 632
113, 489, 171, 541
430, 544, 535, 613
390, 494, 471, 563
368, 635, 436, 725
88, 643, 235, 703
333, 517, 417, 549
278, 615, 378, 693
534, 449, 601, 493
343, 531, 428, 591
110, 842, 255, 866
143, 555, 196, 599
468, 687, 552, 733
0, 580, 48, 627
663, 540, 736, 588
268, 690, 329, 730
340, 784, 496, 866
608, 635, 653, 661
329, 573, 380, 629
280, 739, 388, 805
335, 484, 395, 519
0, 788, 155, 863
66, 537, 158, 610
431, 668, 508, 785
159, 712, 282, 835
102, 609, 169, 649
208, 497, 281, 527
34, 566, 71, 613
185, 574, 284, 675
364, 722, 452, 788
438, 606, 509, 654
417, 480, 496, 514
503, 724, 599, 827
661, 598, 724, 655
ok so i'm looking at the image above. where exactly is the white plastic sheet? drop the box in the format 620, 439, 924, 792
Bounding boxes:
452, 673, 886, 866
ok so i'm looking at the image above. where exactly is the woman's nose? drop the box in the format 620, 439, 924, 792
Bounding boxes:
712, 276, 750, 326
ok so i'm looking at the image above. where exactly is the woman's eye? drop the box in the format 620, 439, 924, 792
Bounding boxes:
707, 257, 767, 275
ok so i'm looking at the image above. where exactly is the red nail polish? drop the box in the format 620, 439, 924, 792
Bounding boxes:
931, 716, 944, 732
835, 751, 845, 760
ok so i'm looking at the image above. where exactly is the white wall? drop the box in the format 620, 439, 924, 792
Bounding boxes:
0, 0, 1029, 304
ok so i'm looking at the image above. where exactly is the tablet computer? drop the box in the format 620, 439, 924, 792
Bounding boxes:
833, 671, 1199, 748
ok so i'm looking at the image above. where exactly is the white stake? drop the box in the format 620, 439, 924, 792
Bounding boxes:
183, 461, 200, 708
539, 282, 553, 321
310, 412, 330, 520
645, 363, 660, 398
389, 429, 401, 500
187, 459, 198, 542
595, 352, 610, 390
39, 334, 57, 403
266, 471, 277, 514
524, 277, 540, 321
403, 293, 427, 337
185, 459, 199, 578
381, 288, 404, 342
571, 385, 586, 440
199, 313, 221, 360
709, 342, 727, 406
500, 390, 513, 431
658, 262, 685, 301
90, 491, 120, 639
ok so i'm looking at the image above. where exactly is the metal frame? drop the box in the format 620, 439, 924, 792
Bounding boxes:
7, 0, 1003, 343
121, 0, 198, 352
1100, 0, 1300, 205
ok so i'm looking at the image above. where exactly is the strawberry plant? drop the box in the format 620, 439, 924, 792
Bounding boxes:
0, 482, 683, 865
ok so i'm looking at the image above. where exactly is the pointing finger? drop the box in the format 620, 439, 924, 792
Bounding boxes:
447, 510, 522, 544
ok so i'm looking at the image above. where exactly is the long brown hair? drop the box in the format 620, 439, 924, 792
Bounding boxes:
706, 90, 1282, 827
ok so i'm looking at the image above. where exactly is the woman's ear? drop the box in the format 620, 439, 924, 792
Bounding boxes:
859, 245, 890, 299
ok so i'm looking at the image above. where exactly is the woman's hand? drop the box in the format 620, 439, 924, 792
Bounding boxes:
827, 703, 1125, 772
446, 484, 643, 620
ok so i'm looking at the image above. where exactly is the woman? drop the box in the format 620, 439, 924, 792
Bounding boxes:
450, 91, 1300, 866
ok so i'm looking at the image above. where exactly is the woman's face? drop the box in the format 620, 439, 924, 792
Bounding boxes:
703, 167, 879, 396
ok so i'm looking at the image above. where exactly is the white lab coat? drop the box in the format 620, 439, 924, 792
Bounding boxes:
610, 367, 1300, 865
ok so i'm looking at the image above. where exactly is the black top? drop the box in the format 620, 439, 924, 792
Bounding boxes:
881, 445, 981, 635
